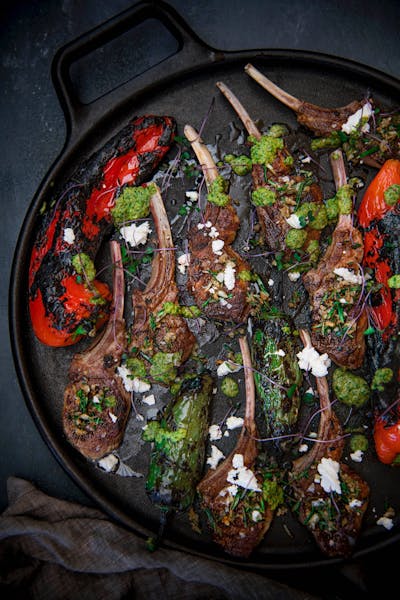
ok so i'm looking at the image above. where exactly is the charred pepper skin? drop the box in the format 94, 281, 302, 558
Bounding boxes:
144, 373, 214, 512
29, 115, 176, 347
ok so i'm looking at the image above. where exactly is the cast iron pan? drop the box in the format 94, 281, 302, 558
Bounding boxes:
9, 0, 400, 569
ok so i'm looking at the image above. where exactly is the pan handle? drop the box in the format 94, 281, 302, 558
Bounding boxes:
51, 0, 218, 141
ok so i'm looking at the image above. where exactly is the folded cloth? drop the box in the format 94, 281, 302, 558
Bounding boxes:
0, 477, 318, 600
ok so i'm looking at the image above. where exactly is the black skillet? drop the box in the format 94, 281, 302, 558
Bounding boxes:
9, 0, 400, 569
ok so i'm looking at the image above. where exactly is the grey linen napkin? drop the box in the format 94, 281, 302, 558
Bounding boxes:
0, 477, 318, 600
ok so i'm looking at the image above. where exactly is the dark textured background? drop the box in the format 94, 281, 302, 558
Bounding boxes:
2, 1, 400, 596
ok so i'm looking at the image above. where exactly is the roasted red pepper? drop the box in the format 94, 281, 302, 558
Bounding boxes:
358, 159, 400, 335
374, 400, 400, 465
29, 115, 176, 346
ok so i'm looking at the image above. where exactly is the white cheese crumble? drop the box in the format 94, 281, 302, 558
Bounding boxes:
63, 227, 75, 244
208, 226, 219, 239
120, 221, 151, 248
297, 344, 331, 377
288, 271, 301, 282
98, 454, 119, 472
226, 415, 244, 430
177, 253, 190, 274
333, 267, 363, 285
276, 349, 286, 357
376, 516, 394, 530
227, 453, 261, 492
286, 214, 303, 229
108, 411, 118, 423
116, 365, 151, 394
209, 424, 223, 441
341, 102, 373, 134
252, 510, 263, 522
185, 190, 199, 201
316, 457, 341, 494
216, 360, 241, 377
349, 499, 363, 509
142, 394, 155, 406
298, 444, 309, 453
212, 239, 224, 255
268, 278, 274, 287
223, 262, 236, 291
350, 449, 364, 463
206, 444, 225, 469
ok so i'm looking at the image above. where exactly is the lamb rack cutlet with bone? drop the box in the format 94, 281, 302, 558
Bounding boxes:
216, 81, 326, 269
63, 241, 131, 460
183, 124, 251, 324
245, 63, 400, 168
128, 184, 196, 370
289, 330, 370, 558
197, 336, 278, 558
303, 149, 368, 369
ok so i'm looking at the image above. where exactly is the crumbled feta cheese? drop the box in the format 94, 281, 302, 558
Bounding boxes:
252, 510, 263, 522
206, 444, 225, 469
98, 454, 119, 472
377, 516, 394, 530
226, 453, 261, 492
209, 424, 223, 441
92, 395, 100, 404
268, 278, 274, 287
215, 271, 225, 283
219, 484, 238, 498
305, 387, 314, 396
186, 190, 198, 201
223, 262, 236, 291
132, 378, 151, 394
341, 102, 373, 134
350, 449, 364, 463
276, 349, 286, 357
177, 253, 190, 274
232, 453, 244, 469
208, 226, 219, 239
142, 394, 155, 406
226, 415, 244, 430
117, 365, 135, 392
212, 239, 224, 255
301, 155, 312, 164
288, 271, 301, 282
297, 344, 331, 377
109, 411, 118, 423
286, 214, 303, 229
349, 499, 363, 509
197, 222, 205, 230
63, 227, 75, 244
205, 220, 212, 228
298, 444, 309, 453
120, 221, 151, 248
118, 365, 151, 394
316, 457, 341, 494
333, 267, 363, 285
217, 360, 241, 377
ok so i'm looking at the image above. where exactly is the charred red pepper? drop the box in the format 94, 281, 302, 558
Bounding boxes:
29, 115, 176, 346
374, 397, 400, 465
358, 159, 400, 335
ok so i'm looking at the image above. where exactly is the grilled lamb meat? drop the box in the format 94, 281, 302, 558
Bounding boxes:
245, 63, 366, 137
289, 330, 369, 558
129, 184, 196, 368
29, 115, 175, 347
197, 337, 277, 558
63, 241, 131, 460
303, 150, 367, 369
184, 124, 251, 324
245, 63, 400, 168
216, 81, 325, 270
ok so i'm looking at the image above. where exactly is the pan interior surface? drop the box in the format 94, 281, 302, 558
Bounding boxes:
11, 52, 400, 569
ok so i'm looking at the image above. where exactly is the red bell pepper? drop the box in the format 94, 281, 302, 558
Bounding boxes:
374, 398, 400, 465
358, 159, 400, 335
29, 115, 176, 347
